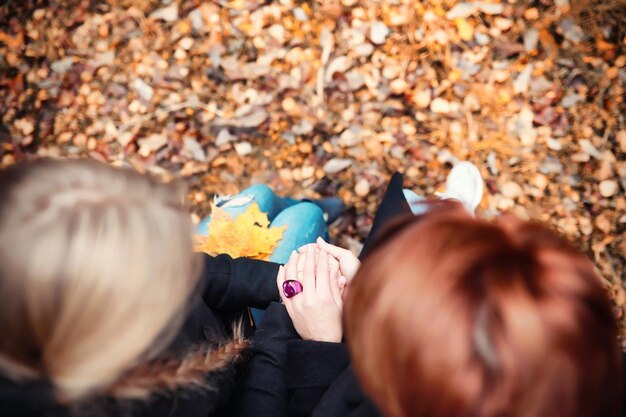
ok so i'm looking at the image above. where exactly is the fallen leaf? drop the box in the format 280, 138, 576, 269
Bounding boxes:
617, 130, 626, 153
132, 78, 154, 101
138, 134, 167, 156
446, 2, 503, 19
539, 29, 559, 59
478, 2, 504, 15
216, 129, 237, 146
183, 138, 206, 161
413, 90, 431, 109
338, 126, 362, 147
430, 98, 451, 114
513, 64, 533, 95
369, 21, 389, 45
559, 17, 585, 43
196, 202, 286, 260
324, 158, 352, 174
501, 181, 523, 199
455, 19, 474, 41
0, 31, 24, 49
15, 118, 35, 136
524, 28, 539, 52
599, 180, 619, 198
355, 178, 370, 196
149, 3, 178, 22
325, 56, 352, 82
90, 51, 115, 67
446, 3, 478, 19
234, 141, 253, 156
214, 107, 268, 128
51, 58, 74, 74
579, 139, 603, 160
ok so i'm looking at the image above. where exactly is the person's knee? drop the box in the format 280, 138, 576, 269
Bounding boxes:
280, 202, 325, 224
270, 202, 327, 260
236, 184, 279, 216
240, 184, 274, 202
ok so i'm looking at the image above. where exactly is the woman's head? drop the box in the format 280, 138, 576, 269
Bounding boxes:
345, 203, 621, 417
0, 159, 200, 402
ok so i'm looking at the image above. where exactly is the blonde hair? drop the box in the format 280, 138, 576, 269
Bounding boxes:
0, 159, 240, 403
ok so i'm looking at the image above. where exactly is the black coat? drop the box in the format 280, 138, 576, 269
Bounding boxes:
234, 173, 411, 417
234, 302, 381, 417
0, 254, 281, 417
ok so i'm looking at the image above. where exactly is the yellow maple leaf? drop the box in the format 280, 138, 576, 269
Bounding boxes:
195, 202, 286, 260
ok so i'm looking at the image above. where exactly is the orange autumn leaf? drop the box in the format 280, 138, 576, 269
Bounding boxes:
195, 202, 286, 260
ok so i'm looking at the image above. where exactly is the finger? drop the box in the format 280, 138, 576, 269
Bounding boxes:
329, 263, 343, 309
338, 275, 347, 289
296, 251, 305, 282
297, 243, 316, 254
297, 253, 306, 272
317, 237, 360, 281
277, 264, 286, 285
291, 253, 309, 308
302, 244, 316, 294
277, 265, 289, 304
316, 237, 351, 260
316, 250, 331, 300
279, 264, 303, 317
296, 244, 315, 273
279, 269, 298, 319
285, 250, 298, 282
301, 247, 319, 281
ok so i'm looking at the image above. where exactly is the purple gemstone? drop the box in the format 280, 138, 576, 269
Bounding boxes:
282, 280, 303, 298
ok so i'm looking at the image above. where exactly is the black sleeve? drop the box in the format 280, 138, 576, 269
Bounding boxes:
235, 302, 299, 417
235, 303, 351, 417
199, 253, 281, 311
359, 172, 412, 260
285, 340, 351, 417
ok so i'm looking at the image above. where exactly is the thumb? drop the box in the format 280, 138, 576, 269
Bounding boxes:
317, 237, 348, 259
317, 237, 360, 280
329, 264, 343, 309
338, 275, 347, 289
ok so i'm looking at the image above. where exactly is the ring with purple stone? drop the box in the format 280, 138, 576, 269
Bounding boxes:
282, 279, 303, 298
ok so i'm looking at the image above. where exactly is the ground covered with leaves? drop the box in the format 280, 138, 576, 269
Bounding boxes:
1, 0, 625, 332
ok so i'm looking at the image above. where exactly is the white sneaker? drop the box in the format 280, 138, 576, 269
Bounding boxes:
437, 161, 484, 214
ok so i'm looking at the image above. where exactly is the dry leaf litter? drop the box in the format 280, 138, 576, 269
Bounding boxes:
1, 0, 625, 335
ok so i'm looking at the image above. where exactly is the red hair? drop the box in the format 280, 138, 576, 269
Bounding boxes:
345, 203, 621, 417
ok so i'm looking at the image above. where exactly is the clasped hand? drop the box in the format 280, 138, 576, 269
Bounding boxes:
277, 237, 360, 343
